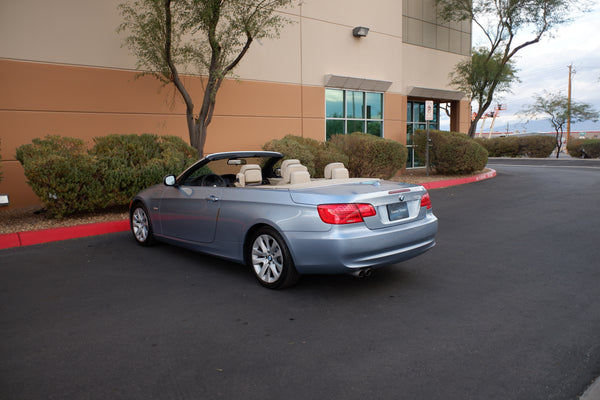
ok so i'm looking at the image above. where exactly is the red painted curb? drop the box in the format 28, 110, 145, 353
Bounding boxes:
0, 220, 129, 250
421, 169, 496, 190
0, 169, 496, 250
0, 233, 21, 250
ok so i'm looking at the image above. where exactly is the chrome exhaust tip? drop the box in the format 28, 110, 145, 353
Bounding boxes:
350, 268, 373, 278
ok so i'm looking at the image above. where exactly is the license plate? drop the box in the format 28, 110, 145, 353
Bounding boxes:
387, 202, 409, 221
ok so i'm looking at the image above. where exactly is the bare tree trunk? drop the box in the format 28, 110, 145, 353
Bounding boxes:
556, 131, 563, 159
187, 116, 202, 157
468, 116, 479, 138
469, 107, 488, 138
163, 0, 253, 157
164, 0, 202, 157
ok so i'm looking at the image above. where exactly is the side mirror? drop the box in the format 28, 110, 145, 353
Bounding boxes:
164, 175, 177, 186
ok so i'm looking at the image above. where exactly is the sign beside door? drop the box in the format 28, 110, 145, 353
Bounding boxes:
425, 100, 434, 121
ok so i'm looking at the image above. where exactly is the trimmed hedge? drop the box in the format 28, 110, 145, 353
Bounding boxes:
519, 136, 556, 158
91, 134, 197, 205
263, 135, 348, 178
415, 130, 488, 174
263, 133, 407, 179
16, 134, 197, 217
329, 133, 407, 179
476, 135, 556, 158
474, 136, 520, 157
567, 138, 600, 158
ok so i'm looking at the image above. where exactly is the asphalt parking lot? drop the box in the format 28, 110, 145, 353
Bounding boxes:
1, 160, 599, 400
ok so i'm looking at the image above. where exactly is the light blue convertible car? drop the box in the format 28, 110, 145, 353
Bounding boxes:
130, 151, 438, 289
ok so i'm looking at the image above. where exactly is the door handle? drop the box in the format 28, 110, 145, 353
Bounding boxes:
208, 195, 219, 203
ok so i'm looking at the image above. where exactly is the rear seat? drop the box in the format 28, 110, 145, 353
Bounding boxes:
279, 159, 310, 184
289, 167, 310, 184
324, 162, 349, 179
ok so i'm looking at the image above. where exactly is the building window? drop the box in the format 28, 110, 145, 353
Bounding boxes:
326, 89, 384, 140
402, 0, 471, 56
406, 100, 439, 168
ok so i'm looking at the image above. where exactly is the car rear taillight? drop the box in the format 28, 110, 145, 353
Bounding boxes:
420, 192, 432, 209
317, 203, 377, 225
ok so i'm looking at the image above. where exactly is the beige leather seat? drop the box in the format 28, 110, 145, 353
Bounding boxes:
324, 162, 349, 179
280, 159, 300, 181
279, 159, 310, 184
235, 164, 262, 187
289, 167, 311, 184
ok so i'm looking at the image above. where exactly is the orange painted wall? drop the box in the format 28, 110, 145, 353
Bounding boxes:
384, 93, 407, 145
453, 100, 472, 134
0, 59, 325, 210
0, 59, 469, 211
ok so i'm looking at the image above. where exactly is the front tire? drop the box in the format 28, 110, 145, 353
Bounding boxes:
247, 227, 299, 289
130, 203, 155, 246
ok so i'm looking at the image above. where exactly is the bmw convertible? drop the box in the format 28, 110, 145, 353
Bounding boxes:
130, 151, 438, 289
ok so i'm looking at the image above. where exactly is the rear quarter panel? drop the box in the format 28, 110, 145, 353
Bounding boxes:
212, 187, 331, 263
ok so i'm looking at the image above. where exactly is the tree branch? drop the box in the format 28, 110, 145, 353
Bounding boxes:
164, 0, 194, 115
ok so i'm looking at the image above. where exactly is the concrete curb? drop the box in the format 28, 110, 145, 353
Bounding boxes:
0, 169, 497, 250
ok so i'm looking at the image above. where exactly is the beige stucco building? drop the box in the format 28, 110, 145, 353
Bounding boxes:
0, 0, 471, 210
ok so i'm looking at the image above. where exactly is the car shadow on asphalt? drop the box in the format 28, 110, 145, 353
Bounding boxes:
137, 236, 424, 295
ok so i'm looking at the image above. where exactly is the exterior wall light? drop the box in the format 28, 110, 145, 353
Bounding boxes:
0, 194, 9, 206
352, 26, 369, 37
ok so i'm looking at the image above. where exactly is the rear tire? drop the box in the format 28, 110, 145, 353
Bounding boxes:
130, 203, 155, 246
247, 227, 300, 289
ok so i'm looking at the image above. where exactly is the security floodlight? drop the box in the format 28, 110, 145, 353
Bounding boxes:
352, 26, 369, 37
0, 194, 9, 206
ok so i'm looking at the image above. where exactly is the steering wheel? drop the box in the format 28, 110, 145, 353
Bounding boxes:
200, 173, 227, 187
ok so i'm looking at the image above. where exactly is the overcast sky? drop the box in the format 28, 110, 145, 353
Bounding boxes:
442, 3, 600, 135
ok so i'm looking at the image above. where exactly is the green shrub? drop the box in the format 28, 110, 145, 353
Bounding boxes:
263, 135, 317, 175
263, 133, 406, 179
16, 135, 88, 164
519, 136, 556, 158
477, 135, 556, 158
16, 134, 197, 217
567, 139, 583, 157
415, 130, 488, 175
567, 138, 600, 158
91, 134, 197, 205
16, 136, 102, 217
581, 139, 600, 158
567, 139, 582, 157
263, 135, 348, 178
329, 132, 407, 179
476, 136, 520, 157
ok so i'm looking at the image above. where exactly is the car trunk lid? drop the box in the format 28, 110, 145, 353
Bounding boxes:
289, 180, 429, 229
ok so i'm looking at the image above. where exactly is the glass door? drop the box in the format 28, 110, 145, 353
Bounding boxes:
406, 101, 439, 168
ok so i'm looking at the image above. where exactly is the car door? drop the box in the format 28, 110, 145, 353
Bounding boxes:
158, 185, 222, 243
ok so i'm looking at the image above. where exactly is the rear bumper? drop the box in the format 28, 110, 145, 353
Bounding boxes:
284, 213, 438, 274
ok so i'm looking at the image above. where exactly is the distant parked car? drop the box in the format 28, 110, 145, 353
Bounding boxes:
130, 151, 438, 289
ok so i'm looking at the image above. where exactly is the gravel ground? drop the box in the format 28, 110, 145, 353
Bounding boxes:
0, 206, 129, 235
0, 168, 488, 235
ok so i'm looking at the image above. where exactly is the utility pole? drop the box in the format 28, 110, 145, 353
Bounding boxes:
565, 64, 573, 154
